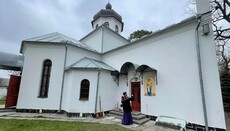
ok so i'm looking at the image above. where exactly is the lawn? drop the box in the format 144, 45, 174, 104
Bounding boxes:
0, 119, 130, 131
0, 98, 5, 105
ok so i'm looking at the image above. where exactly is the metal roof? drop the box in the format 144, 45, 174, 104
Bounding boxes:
65, 57, 116, 71
24, 32, 80, 43
22, 32, 99, 53
93, 3, 122, 22
0, 51, 24, 71
91, 2, 124, 31
120, 62, 139, 75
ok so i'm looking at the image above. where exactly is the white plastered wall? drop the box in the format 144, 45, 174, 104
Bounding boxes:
97, 70, 118, 112
80, 30, 103, 53
102, 20, 225, 128
62, 69, 98, 113
66, 45, 101, 67
62, 69, 119, 113
198, 14, 225, 128
102, 28, 128, 53
81, 27, 128, 53
17, 44, 65, 110
93, 17, 123, 34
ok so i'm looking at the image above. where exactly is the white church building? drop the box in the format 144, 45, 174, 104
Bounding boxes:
16, 1, 226, 130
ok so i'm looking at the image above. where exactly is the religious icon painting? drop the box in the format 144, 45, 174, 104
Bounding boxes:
144, 75, 156, 96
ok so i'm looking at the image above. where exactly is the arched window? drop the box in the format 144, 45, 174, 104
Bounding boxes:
39, 59, 52, 98
115, 25, 119, 33
96, 24, 99, 29
104, 22, 109, 27
80, 79, 90, 100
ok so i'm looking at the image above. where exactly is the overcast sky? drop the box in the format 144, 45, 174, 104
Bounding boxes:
0, 0, 195, 77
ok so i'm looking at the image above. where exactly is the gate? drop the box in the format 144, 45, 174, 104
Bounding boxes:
5, 75, 21, 108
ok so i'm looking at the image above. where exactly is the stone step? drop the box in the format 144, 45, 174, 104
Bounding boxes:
108, 109, 150, 125
108, 113, 150, 125
132, 111, 142, 116
110, 110, 146, 120
134, 118, 150, 125
111, 109, 142, 115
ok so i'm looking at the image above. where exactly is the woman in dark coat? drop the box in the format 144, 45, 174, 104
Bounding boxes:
121, 92, 134, 125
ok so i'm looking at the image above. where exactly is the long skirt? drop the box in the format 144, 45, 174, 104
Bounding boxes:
122, 112, 133, 125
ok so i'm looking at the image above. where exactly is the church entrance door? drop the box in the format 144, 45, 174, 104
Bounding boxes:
131, 82, 141, 111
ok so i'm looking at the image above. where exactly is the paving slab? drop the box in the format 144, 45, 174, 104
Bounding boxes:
0, 112, 15, 116
104, 116, 115, 120
118, 123, 138, 129
112, 118, 122, 122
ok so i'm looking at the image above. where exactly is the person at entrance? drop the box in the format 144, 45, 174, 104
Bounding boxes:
121, 92, 134, 125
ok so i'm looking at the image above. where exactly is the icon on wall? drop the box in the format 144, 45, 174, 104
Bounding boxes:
144, 76, 156, 96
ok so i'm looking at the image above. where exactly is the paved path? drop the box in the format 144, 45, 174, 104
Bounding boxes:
1, 107, 228, 130
0, 111, 180, 131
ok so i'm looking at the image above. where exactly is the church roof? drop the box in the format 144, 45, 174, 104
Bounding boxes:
92, 2, 122, 23
65, 57, 116, 71
21, 32, 99, 53
23, 32, 80, 44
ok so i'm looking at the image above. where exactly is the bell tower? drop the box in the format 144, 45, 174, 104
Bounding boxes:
91, 2, 124, 34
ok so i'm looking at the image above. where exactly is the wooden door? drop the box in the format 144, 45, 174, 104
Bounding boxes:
5, 75, 21, 108
131, 82, 141, 111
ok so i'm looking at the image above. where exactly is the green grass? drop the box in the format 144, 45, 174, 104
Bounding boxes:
0, 98, 5, 105
0, 119, 130, 131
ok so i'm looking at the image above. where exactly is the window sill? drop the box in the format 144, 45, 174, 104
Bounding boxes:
79, 98, 89, 101
38, 96, 48, 99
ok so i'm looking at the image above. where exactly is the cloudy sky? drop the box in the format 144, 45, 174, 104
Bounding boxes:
0, 0, 195, 77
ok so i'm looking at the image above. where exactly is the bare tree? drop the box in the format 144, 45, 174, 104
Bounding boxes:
211, 0, 230, 41
216, 39, 230, 71
210, 0, 230, 72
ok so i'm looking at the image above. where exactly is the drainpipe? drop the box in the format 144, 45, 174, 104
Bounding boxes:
58, 44, 68, 113
95, 68, 101, 116
101, 27, 104, 53
195, 15, 208, 131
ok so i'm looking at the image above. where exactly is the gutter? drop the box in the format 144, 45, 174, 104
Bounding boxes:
195, 14, 208, 131
58, 44, 68, 113
95, 68, 101, 116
